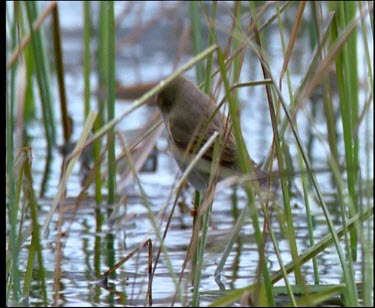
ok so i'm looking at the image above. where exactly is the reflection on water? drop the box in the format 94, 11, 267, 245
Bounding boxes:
29, 189, 347, 307
13, 1, 372, 306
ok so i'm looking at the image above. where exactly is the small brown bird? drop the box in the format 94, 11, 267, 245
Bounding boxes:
156, 75, 268, 191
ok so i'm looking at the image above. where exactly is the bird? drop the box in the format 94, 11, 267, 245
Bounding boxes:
155, 75, 269, 191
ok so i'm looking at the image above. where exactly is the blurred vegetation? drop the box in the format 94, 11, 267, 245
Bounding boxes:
6, 1, 373, 306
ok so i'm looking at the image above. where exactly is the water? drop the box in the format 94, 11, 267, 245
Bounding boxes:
9, 1, 373, 306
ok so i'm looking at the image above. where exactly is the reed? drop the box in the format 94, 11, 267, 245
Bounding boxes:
6, 1, 373, 306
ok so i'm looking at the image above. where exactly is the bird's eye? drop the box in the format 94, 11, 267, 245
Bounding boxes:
159, 95, 174, 113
